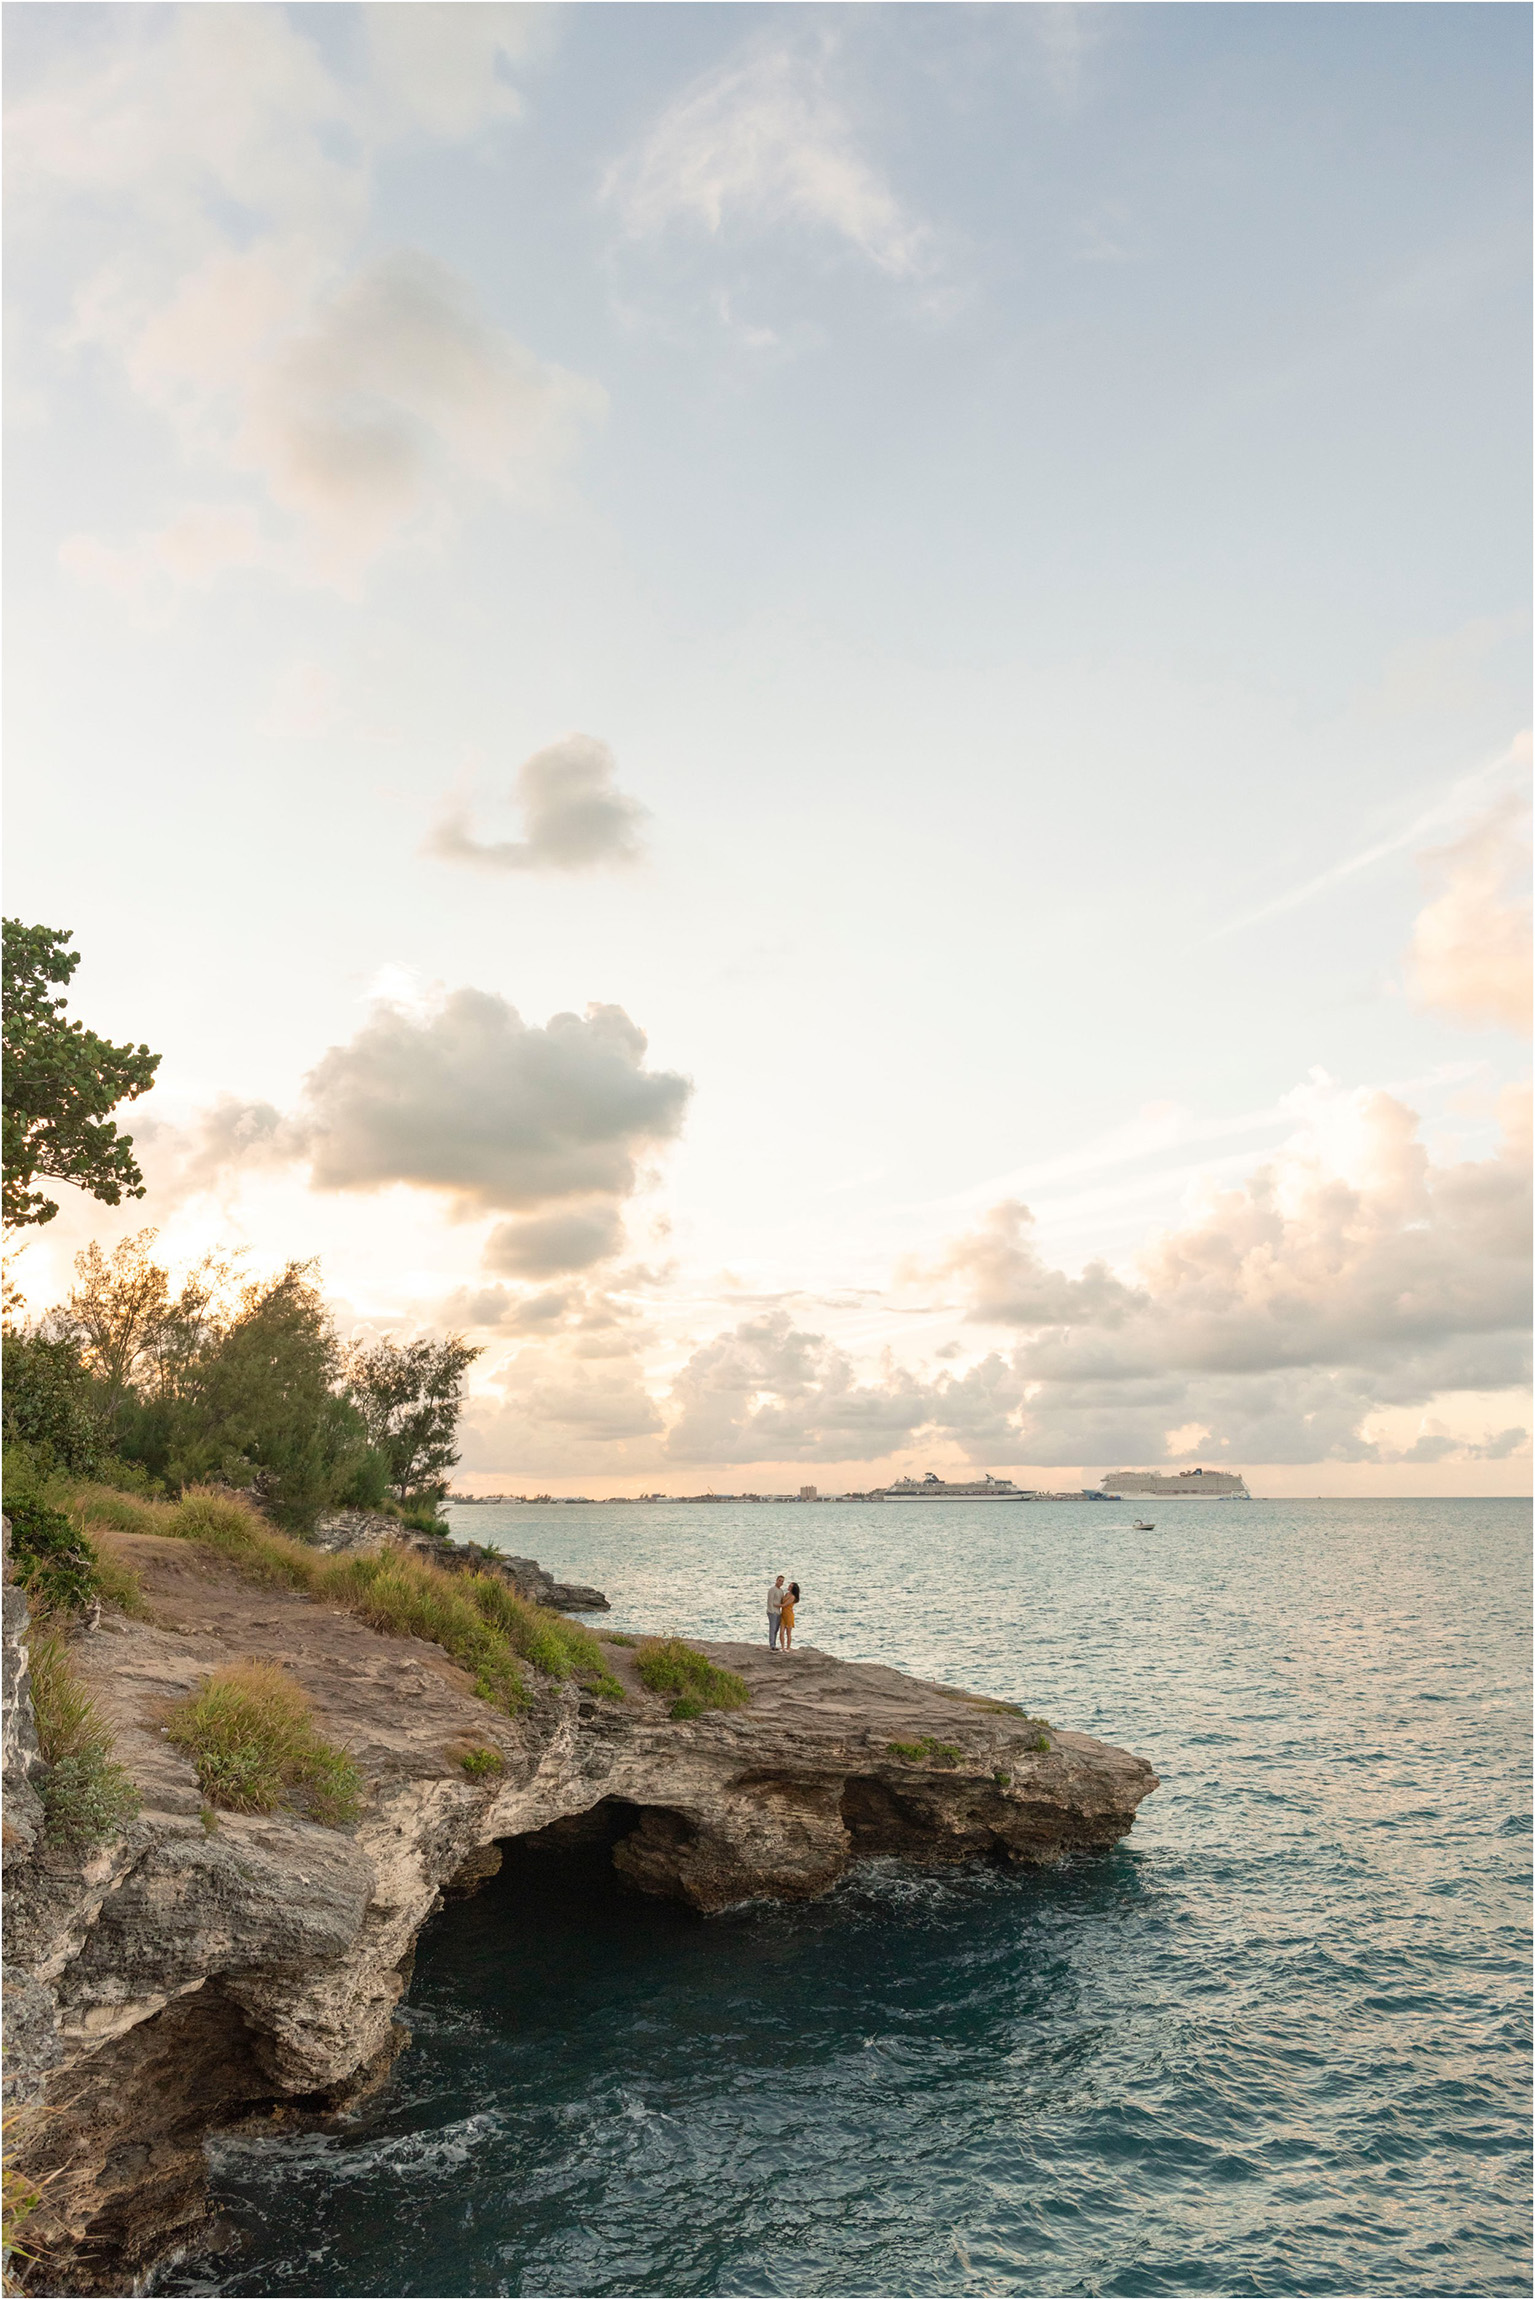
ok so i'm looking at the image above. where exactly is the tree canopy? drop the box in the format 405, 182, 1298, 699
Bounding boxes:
344, 1334, 483, 1502
2, 920, 160, 1229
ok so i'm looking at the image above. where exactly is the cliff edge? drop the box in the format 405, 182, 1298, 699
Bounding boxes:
2, 1523, 1157, 2293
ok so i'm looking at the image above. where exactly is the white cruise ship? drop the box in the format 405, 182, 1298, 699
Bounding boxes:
880, 1471, 1032, 1499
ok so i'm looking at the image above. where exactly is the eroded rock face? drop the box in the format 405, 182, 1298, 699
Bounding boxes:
2, 1532, 1156, 2292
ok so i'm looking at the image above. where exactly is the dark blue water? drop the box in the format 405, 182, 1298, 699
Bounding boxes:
159, 1499, 1531, 2296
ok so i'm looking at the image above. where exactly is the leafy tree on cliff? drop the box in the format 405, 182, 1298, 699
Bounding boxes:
343, 1334, 482, 1503
2, 920, 160, 1230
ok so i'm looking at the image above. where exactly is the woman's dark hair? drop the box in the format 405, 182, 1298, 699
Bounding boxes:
789, 1582, 800, 1598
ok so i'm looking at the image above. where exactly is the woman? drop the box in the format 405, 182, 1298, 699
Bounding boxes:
779, 1582, 800, 1652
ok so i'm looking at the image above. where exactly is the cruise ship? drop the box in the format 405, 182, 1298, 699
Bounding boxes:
1100, 1468, 1250, 1498
880, 1471, 1032, 1500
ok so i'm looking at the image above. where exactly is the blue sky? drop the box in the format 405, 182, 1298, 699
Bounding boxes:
5, 3, 1530, 1492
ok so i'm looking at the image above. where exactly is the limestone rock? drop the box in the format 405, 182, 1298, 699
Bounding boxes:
3, 1526, 1155, 2291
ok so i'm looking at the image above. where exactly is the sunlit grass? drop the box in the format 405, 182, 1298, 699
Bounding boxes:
635, 1637, 750, 1721
164, 1662, 362, 1826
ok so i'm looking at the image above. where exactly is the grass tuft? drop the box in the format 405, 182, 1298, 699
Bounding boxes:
164, 1662, 363, 1826
599, 1630, 638, 1647
28, 1622, 141, 1847
886, 1735, 963, 1769
635, 1638, 750, 1721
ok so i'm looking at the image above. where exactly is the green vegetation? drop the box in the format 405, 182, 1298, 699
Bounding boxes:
2, 918, 160, 1231
164, 1663, 363, 1827
6, 1494, 100, 1617
26, 1477, 625, 1721
2, 936, 481, 1535
343, 1335, 482, 1515
600, 1630, 638, 1647
3, 1236, 386, 1533
28, 1622, 140, 1847
457, 1745, 505, 1778
993, 1769, 1012, 1787
635, 1637, 751, 1721
1025, 1731, 1053, 1753
886, 1735, 964, 1768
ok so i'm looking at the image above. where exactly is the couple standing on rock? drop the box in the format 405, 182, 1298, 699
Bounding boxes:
767, 1575, 801, 1651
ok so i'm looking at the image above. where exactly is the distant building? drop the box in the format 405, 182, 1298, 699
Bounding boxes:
799, 1484, 818, 1500
1100, 1467, 1250, 1498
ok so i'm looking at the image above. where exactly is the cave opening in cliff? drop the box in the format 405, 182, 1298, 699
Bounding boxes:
446, 1798, 708, 1913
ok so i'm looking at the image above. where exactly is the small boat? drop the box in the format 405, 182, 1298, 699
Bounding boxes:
1133, 1518, 1155, 1531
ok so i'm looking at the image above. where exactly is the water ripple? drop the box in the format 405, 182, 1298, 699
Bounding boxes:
155, 1498, 1531, 2297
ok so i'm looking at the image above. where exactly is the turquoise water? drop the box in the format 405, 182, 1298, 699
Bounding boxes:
159, 1498, 1531, 2297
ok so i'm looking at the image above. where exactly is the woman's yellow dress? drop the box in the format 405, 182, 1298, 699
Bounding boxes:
780, 1601, 795, 1633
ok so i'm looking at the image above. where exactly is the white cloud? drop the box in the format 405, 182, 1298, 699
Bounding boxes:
923, 1080, 1531, 1466
428, 734, 648, 874
358, 4, 544, 141
1407, 794, 1531, 1035
16, 7, 597, 590
160, 989, 689, 1229
605, 43, 934, 280
58, 504, 269, 620
664, 1311, 940, 1463
1205, 732, 1531, 943
301, 990, 690, 1212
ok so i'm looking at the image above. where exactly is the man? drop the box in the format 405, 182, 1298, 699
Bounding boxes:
767, 1574, 787, 1648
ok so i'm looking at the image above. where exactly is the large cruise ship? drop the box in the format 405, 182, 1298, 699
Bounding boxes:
1100, 1468, 1250, 1498
881, 1472, 1031, 1499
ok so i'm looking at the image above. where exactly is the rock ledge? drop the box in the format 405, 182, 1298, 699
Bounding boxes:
2, 1529, 1156, 2292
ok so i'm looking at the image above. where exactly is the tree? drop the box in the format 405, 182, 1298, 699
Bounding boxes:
173, 1262, 387, 1531
344, 1334, 482, 1502
2, 920, 160, 1230
0, 1326, 104, 1477
63, 1231, 241, 1408
65, 1231, 171, 1408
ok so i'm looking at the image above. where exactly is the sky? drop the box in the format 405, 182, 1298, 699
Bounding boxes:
4, 1, 1530, 1497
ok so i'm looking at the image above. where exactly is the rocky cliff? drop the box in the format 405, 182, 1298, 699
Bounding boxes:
2, 1524, 1157, 2294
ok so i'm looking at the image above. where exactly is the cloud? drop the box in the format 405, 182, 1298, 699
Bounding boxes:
358, 4, 544, 141
484, 1203, 627, 1278
58, 504, 269, 620
912, 1201, 1142, 1328
17, 8, 597, 590
1205, 732, 1531, 943
429, 735, 648, 874
231, 251, 602, 580
301, 990, 690, 1213
460, 1351, 666, 1475
923, 1080, 1531, 1465
664, 1312, 942, 1464
605, 43, 934, 279
1407, 795, 1532, 1034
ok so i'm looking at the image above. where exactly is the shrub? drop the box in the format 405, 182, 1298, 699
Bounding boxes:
600, 1630, 638, 1647
1025, 1731, 1052, 1753
0, 1330, 104, 1477
457, 1745, 504, 1778
635, 1638, 750, 1721
28, 1622, 140, 1847
164, 1663, 362, 1826
6, 1496, 100, 1617
886, 1736, 963, 1768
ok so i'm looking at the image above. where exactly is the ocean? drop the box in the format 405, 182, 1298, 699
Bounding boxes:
156, 1496, 1531, 2298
